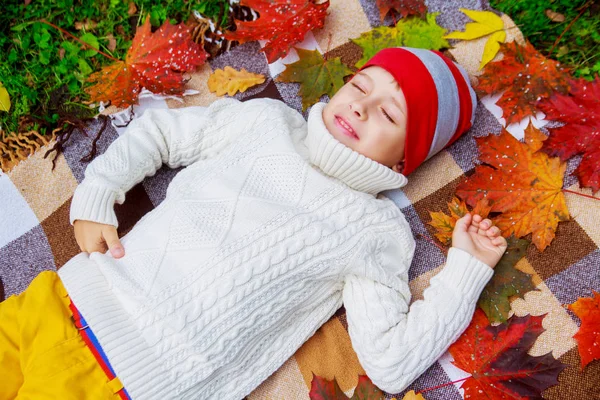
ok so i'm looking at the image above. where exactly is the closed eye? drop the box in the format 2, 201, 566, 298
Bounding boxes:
351, 82, 365, 93
381, 108, 395, 124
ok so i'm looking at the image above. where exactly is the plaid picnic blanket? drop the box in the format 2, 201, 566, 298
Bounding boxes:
1, 0, 599, 398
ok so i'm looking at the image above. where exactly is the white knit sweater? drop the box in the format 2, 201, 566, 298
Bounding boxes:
58, 98, 493, 399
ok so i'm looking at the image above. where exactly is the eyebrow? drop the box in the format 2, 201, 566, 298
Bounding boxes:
357, 72, 406, 117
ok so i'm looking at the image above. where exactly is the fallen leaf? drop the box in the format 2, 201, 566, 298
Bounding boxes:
85, 16, 207, 108
353, 13, 449, 68
567, 291, 600, 369
106, 33, 117, 52
276, 48, 353, 110
449, 309, 567, 399
75, 19, 98, 31
443, 8, 505, 69
400, 390, 425, 400
375, 0, 427, 22
208, 66, 265, 96
0, 81, 10, 112
537, 77, 600, 193
478, 236, 536, 323
456, 123, 569, 251
428, 197, 491, 245
350, 375, 385, 399
476, 40, 570, 125
545, 9, 565, 23
223, 0, 330, 63
309, 373, 383, 399
128, 1, 137, 16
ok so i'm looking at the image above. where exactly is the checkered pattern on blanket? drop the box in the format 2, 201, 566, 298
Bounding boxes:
1, 0, 599, 398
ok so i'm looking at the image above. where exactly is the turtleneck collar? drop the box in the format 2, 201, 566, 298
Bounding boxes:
304, 102, 408, 196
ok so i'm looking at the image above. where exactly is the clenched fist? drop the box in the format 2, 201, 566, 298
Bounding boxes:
73, 220, 125, 259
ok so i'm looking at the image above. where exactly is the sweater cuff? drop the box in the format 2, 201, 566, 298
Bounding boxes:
70, 183, 120, 228
434, 247, 494, 300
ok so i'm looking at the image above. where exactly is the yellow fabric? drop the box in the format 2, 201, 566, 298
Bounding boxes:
0, 271, 121, 399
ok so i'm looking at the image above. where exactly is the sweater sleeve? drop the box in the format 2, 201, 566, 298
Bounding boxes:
343, 244, 494, 394
70, 97, 246, 227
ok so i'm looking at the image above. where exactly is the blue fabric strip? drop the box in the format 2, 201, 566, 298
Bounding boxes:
74, 306, 132, 399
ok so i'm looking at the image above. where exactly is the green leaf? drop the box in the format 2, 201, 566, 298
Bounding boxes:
352, 26, 403, 69
8, 49, 18, 63
80, 32, 99, 57
78, 58, 93, 76
0, 81, 11, 112
62, 41, 80, 56
275, 48, 354, 111
39, 49, 52, 65
352, 13, 449, 68
398, 13, 449, 49
478, 236, 537, 323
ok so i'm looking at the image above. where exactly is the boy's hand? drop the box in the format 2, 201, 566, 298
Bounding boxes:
451, 213, 507, 269
73, 220, 125, 259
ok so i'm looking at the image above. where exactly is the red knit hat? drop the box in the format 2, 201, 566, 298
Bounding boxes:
358, 47, 477, 176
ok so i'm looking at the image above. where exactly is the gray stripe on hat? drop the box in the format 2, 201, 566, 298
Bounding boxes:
402, 47, 459, 160
456, 63, 477, 126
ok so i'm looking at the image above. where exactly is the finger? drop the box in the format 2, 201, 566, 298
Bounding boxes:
103, 227, 124, 258
492, 235, 507, 247
486, 226, 501, 237
455, 213, 472, 232
472, 214, 482, 223
478, 219, 494, 236
481, 218, 493, 229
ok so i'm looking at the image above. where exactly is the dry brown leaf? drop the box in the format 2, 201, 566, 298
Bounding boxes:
128, 1, 137, 16
106, 33, 117, 52
545, 9, 565, 22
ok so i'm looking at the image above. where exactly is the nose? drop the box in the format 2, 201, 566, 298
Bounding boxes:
349, 100, 367, 120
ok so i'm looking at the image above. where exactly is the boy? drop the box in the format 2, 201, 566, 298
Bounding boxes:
1, 47, 506, 399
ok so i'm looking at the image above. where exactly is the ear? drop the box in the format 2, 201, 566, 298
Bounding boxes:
391, 160, 405, 174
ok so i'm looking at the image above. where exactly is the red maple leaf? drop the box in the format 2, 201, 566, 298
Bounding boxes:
85, 17, 207, 108
477, 40, 570, 125
567, 291, 600, 369
449, 309, 566, 399
223, 0, 330, 63
375, 0, 427, 22
537, 77, 600, 193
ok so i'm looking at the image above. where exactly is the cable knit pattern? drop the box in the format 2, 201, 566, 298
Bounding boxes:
59, 98, 493, 399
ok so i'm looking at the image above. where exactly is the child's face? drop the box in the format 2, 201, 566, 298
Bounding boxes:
323, 66, 407, 171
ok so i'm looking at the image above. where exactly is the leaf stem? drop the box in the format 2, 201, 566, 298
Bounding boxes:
417, 376, 470, 394
563, 189, 600, 201
548, 0, 593, 56
39, 19, 120, 62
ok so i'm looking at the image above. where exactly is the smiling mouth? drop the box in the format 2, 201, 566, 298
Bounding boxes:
334, 116, 359, 140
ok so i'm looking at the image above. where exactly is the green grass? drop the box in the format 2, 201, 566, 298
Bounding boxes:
0, 0, 230, 137
490, 0, 600, 80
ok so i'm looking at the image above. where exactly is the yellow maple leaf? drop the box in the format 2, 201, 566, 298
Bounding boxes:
429, 197, 492, 245
207, 66, 266, 96
443, 8, 506, 69
0, 81, 11, 112
401, 390, 426, 400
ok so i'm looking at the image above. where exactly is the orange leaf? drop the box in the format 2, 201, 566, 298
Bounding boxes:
456, 124, 569, 251
85, 17, 207, 108
428, 197, 491, 245
567, 291, 600, 369
476, 41, 570, 125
